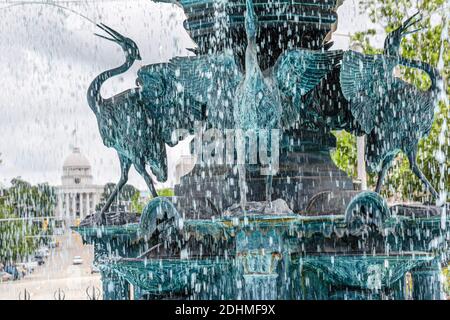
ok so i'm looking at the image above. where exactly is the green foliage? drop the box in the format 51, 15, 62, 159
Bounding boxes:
157, 188, 175, 197
381, 102, 449, 201
444, 266, 450, 296
6, 178, 57, 218
333, 0, 449, 201
0, 177, 54, 264
95, 184, 174, 213
0, 209, 38, 265
96, 183, 141, 211
133, 188, 174, 214
331, 131, 358, 179
131, 191, 145, 214
101, 183, 139, 202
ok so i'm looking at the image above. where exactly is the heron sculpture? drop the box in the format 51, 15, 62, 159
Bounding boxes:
340, 14, 442, 199
135, 0, 346, 210
87, 24, 193, 217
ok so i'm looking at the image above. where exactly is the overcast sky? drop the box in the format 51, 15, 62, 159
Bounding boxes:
0, 0, 382, 190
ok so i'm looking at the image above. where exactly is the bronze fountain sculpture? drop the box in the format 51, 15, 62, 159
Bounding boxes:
75, 0, 448, 300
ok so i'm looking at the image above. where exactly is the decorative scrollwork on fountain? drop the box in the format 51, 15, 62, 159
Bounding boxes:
139, 197, 183, 242
344, 191, 391, 236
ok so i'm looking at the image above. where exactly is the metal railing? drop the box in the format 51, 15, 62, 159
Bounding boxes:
16, 286, 102, 300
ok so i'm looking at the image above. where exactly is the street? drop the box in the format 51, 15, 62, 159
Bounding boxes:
0, 230, 101, 300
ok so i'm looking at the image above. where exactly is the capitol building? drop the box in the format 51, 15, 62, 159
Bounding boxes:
55, 146, 197, 224
56, 147, 103, 222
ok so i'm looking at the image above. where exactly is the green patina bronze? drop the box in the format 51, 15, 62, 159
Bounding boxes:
76, 0, 448, 300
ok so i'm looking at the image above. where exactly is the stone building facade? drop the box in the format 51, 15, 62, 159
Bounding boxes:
56, 147, 102, 223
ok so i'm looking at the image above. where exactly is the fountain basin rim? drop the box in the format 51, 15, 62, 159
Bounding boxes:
71, 214, 446, 238
105, 251, 434, 263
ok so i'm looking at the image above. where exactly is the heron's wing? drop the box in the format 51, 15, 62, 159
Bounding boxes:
130, 112, 169, 181
275, 49, 343, 98
137, 53, 242, 130
169, 53, 243, 129
168, 54, 242, 103
134, 53, 242, 181
148, 140, 168, 182
340, 51, 396, 133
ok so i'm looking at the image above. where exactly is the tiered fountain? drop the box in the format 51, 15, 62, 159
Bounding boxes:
74, 0, 448, 300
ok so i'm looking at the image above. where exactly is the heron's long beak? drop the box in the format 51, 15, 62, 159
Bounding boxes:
401, 11, 423, 35
94, 23, 123, 42
93, 33, 115, 42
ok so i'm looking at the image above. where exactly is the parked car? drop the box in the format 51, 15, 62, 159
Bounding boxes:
0, 271, 13, 282
33, 256, 45, 266
36, 247, 50, 257
48, 241, 58, 248
91, 264, 100, 274
4, 266, 22, 280
17, 261, 38, 272
72, 256, 83, 265
14, 264, 29, 276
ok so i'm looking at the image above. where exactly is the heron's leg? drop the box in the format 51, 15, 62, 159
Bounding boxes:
100, 154, 132, 217
375, 155, 394, 193
134, 161, 158, 198
407, 150, 439, 199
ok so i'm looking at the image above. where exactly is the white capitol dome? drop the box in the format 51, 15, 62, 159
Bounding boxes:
61, 147, 93, 186
57, 147, 103, 222
63, 147, 91, 168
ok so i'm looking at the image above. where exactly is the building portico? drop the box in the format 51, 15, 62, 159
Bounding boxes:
57, 147, 102, 224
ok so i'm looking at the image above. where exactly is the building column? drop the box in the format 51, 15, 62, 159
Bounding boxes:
87, 193, 91, 215
72, 193, 76, 219
65, 193, 70, 219
80, 192, 84, 220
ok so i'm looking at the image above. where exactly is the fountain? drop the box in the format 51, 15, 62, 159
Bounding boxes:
74, 0, 449, 300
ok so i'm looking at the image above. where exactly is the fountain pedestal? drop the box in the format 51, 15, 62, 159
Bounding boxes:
411, 260, 445, 300
101, 270, 130, 300
174, 129, 357, 215
236, 228, 282, 299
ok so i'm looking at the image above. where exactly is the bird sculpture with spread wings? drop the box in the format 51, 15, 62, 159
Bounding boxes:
87, 24, 198, 219
136, 0, 343, 208
340, 13, 442, 199
88, 4, 442, 217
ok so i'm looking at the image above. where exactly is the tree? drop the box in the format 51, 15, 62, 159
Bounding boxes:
331, 131, 358, 179
96, 183, 141, 211
7, 178, 57, 218
100, 183, 140, 202
131, 191, 145, 213
0, 178, 57, 263
333, 0, 449, 202
157, 188, 175, 197
0, 206, 38, 265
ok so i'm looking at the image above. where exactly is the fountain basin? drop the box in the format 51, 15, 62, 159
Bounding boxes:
73, 209, 449, 300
